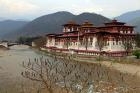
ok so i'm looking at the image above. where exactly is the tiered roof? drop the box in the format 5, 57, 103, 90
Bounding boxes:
47, 20, 135, 37
104, 19, 125, 26
81, 21, 94, 28
63, 21, 80, 26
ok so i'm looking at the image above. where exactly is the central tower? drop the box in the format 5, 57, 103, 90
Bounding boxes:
63, 21, 80, 32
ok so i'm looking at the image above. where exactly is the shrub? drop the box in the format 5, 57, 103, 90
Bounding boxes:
133, 50, 140, 59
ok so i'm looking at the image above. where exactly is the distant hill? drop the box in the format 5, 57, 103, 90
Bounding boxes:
72, 12, 110, 25
115, 10, 140, 32
2, 11, 111, 41
116, 10, 140, 22
0, 20, 28, 38
0, 17, 5, 21
128, 17, 140, 32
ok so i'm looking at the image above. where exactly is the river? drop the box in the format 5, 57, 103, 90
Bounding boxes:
0, 45, 45, 93
0, 45, 43, 77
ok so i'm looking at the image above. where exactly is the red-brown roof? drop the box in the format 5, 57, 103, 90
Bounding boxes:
63, 21, 80, 26
104, 19, 126, 26
81, 21, 94, 27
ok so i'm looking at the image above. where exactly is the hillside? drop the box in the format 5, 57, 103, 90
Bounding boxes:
73, 13, 110, 26
0, 20, 28, 38
116, 10, 140, 22
2, 11, 110, 41
0, 17, 5, 21
2, 11, 75, 40
128, 17, 140, 32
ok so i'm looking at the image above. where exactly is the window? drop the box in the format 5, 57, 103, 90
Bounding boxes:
71, 27, 74, 31
90, 37, 93, 42
119, 42, 121, 45
68, 29, 70, 32
113, 42, 115, 45
107, 42, 109, 46
120, 31, 123, 33
77, 28, 79, 31
116, 41, 118, 45
125, 31, 127, 33
90, 42, 92, 45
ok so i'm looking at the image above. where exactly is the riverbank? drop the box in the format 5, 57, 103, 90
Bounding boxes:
37, 49, 140, 77
0, 45, 139, 93
0, 45, 9, 56
32, 48, 140, 92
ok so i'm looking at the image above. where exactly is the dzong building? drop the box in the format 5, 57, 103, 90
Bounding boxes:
46, 19, 136, 57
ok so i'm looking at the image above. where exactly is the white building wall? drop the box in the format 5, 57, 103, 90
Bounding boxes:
102, 41, 125, 52
46, 39, 49, 47
32, 42, 36, 47
46, 36, 128, 52
88, 37, 98, 51
56, 41, 63, 48
92, 37, 97, 49
46, 38, 55, 47
68, 42, 79, 49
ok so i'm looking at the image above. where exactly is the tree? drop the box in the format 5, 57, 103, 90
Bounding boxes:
21, 57, 79, 93
133, 50, 140, 59
21, 57, 59, 93
122, 37, 133, 56
33, 37, 47, 48
83, 36, 88, 50
17, 36, 40, 45
65, 38, 70, 49
21, 57, 98, 93
17, 37, 26, 44
96, 33, 106, 56
21, 56, 140, 93
135, 33, 140, 48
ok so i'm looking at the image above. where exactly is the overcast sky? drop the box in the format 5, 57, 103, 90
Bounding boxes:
0, 0, 140, 20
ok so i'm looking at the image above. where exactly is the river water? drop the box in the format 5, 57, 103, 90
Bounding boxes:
0, 45, 43, 77
0, 45, 45, 93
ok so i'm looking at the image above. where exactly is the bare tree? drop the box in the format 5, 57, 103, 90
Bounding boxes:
21, 56, 140, 93
96, 33, 106, 59
135, 33, 140, 48
21, 57, 94, 93
97, 35, 105, 53
22, 57, 59, 93
65, 39, 69, 49
122, 36, 133, 56
83, 36, 88, 50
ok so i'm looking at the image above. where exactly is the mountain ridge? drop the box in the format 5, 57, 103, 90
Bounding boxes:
128, 17, 140, 32
2, 11, 111, 41
116, 10, 140, 22
0, 20, 28, 39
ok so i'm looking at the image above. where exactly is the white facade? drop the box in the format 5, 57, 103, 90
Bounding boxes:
46, 36, 127, 52
46, 37, 55, 47
46, 20, 136, 56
